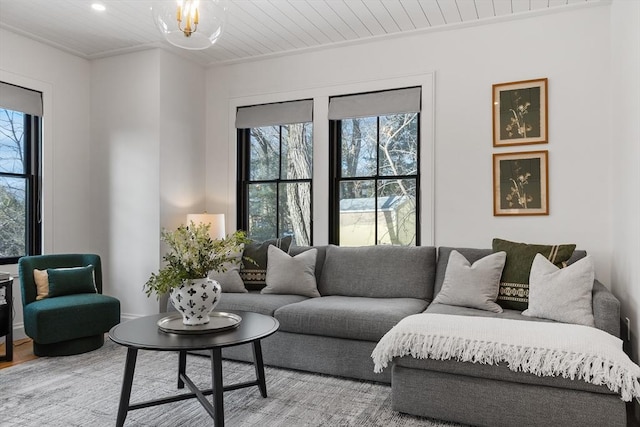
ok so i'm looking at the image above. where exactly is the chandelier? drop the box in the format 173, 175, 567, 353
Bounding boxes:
151, 0, 228, 50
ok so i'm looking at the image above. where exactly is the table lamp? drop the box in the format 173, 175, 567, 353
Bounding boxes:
186, 213, 226, 240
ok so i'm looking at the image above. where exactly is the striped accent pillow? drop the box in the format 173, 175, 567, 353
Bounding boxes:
492, 238, 576, 311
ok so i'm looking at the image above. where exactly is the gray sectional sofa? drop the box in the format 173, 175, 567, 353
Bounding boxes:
168, 243, 625, 426
394, 247, 624, 427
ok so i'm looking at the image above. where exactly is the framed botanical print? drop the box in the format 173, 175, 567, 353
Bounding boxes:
493, 78, 547, 147
493, 150, 548, 216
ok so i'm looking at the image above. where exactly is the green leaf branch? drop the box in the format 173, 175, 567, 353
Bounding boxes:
144, 221, 249, 298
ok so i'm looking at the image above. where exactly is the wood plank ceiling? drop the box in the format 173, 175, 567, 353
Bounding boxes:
0, 0, 607, 67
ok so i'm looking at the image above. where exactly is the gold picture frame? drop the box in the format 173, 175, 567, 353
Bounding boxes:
493, 150, 548, 216
493, 78, 548, 147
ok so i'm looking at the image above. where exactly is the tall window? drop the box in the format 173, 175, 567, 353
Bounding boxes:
237, 100, 313, 245
329, 88, 420, 246
0, 82, 42, 264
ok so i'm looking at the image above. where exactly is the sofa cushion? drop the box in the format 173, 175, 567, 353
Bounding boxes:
212, 291, 308, 316
262, 246, 320, 297
318, 245, 436, 299
434, 247, 587, 300
240, 236, 292, 290
209, 246, 247, 293
274, 296, 428, 342
492, 238, 577, 311
523, 254, 595, 327
432, 250, 505, 313
434, 248, 493, 298
289, 245, 327, 283
35, 265, 97, 299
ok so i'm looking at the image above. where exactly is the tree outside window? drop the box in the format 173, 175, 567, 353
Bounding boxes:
0, 107, 41, 263
332, 113, 419, 246
239, 122, 312, 245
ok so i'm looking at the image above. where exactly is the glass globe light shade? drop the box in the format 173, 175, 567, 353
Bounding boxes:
151, 0, 228, 50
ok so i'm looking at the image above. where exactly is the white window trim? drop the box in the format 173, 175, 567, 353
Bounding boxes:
0, 70, 53, 256
227, 72, 435, 246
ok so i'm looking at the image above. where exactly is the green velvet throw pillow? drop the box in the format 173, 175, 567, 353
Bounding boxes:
47, 265, 97, 298
240, 236, 292, 290
492, 238, 576, 311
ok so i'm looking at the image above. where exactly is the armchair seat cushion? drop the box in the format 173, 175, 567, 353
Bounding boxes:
274, 296, 428, 342
23, 293, 120, 344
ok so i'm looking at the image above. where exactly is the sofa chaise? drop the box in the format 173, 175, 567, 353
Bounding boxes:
388, 247, 625, 427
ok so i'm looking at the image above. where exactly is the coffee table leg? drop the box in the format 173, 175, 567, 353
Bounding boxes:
252, 340, 267, 398
116, 348, 138, 427
178, 350, 187, 389
211, 347, 224, 427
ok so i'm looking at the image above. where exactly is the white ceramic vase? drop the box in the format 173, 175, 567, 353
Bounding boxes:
170, 277, 222, 325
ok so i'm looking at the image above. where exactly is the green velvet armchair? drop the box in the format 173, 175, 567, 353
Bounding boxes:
18, 254, 120, 356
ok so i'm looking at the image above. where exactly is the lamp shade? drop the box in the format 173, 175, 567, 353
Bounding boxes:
151, 0, 228, 50
187, 213, 225, 240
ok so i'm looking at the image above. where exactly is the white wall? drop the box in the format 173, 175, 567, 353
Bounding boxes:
91, 49, 206, 319
206, 7, 614, 282
159, 51, 207, 232
0, 32, 208, 330
611, 0, 640, 360
91, 50, 162, 319
0, 29, 92, 338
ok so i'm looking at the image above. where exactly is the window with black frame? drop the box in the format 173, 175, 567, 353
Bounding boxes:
0, 82, 42, 264
236, 100, 313, 246
329, 87, 420, 247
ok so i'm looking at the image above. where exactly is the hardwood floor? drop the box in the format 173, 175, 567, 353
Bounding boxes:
0, 338, 37, 369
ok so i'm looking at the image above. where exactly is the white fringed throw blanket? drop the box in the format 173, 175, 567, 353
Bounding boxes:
371, 313, 640, 401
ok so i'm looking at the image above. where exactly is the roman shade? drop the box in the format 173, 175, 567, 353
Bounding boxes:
328, 87, 421, 120
0, 82, 43, 116
236, 99, 313, 128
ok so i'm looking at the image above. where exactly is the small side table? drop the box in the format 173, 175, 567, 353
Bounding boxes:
0, 277, 13, 362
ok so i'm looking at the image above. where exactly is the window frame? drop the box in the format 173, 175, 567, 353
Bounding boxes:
0, 111, 42, 265
329, 113, 421, 246
236, 125, 314, 245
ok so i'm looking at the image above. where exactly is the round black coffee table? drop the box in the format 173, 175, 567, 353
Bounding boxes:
109, 310, 279, 427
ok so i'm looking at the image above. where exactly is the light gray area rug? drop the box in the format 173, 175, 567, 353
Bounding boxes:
0, 339, 461, 427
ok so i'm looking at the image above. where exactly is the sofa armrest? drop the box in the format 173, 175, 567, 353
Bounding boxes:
593, 280, 620, 338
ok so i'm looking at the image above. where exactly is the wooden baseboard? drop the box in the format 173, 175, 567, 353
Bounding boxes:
0, 338, 37, 369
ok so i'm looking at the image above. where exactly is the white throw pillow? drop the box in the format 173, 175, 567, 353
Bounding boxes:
432, 250, 506, 313
263, 246, 320, 297
209, 245, 247, 293
523, 253, 595, 326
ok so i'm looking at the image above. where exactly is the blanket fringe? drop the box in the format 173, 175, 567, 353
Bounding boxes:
371, 332, 640, 402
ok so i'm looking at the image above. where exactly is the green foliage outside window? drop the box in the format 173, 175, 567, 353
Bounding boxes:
0, 109, 28, 260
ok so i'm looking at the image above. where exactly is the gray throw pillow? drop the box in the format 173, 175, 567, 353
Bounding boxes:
432, 250, 506, 313
522, 253, 595, 326
262, 246, 320, 297
209, 245, 247, 293
240, 236, 292, 290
